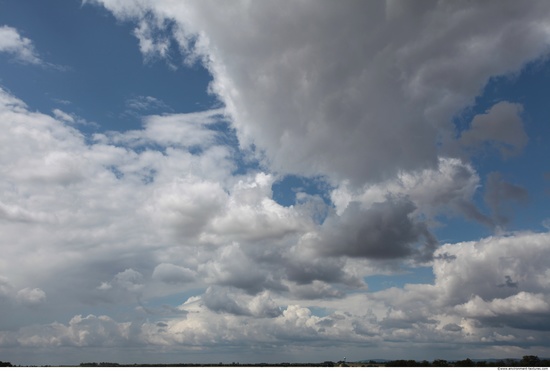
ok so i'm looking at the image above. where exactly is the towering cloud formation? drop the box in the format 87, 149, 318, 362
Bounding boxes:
93, 0, 550, 185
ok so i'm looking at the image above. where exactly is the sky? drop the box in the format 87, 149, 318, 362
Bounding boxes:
1, 0, 550, 366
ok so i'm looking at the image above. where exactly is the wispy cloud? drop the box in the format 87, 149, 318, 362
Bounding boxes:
125, 95, 171, 113
0, 25, 42, 65
52, 108, 99, 128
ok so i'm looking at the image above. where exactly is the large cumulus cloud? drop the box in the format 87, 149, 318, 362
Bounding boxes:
92, 0, 550, 185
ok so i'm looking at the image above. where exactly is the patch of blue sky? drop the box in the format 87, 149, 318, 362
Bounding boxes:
0, 1, 217, 134
140, 289, 204, 313
272, 174, 333, 207
201, 120, 263, 176
454, 58, 550, 136
459, 59, 550, 178
432, 214, 492, 245
365, 266, 435, 293
444, 58, 550, 236
307, 306, 333, 318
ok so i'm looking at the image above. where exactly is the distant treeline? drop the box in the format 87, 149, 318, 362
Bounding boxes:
383, 355, 548, 367
78, 355, 549, 367
78, 362, 336, 367
76, 355, 550, 367
1, 355, 547, 367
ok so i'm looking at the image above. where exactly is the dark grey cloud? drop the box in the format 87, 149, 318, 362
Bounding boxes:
152, 263, 195, 285
442, 323, 462, 332
484, 172, 529, 225
200, 287, 283, 318
352, 320, 379, 337
434, 253, 457, 262
472, 311, 550, 332
319, 198, 437, 261
331, 157, 491, 231
288, 281, 346, 300
201, 244, 288, 295
497, 275, 519, 289
455, 199, 494, 227
202, 286, 251, 316
285, 257, 348, 285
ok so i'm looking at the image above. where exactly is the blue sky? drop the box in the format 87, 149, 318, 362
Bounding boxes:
1, 0, 550, 366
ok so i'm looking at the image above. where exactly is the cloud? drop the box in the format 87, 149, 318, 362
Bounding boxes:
52, 108, 75, 123
133, 17, 173, 65
16, 314, 133, 347
331, 157, 491, 227
287, 280, 345, 300
315, 197, 437, 262
99, 109, 225, 150
201, 286, 251, 316
94, 0, 550, 186
52, 108, 98, 127
498, 275, 519, 289
0, 85, 326, 327
284, 254, 356, 287
200, 243, 286, 294
460, 101, 528, 158
3, 231, 550, 359
248, 291, 284, 318
0, 276, 12, 297
484, 172, 529, 226
456, 292, 550, 330
0, 86, 225, 315
0, 25, 42, 65
145, 175, 228, 240
112, 269, 144, 292
204, 172, 314, 244
434, 232, 550, 307
442, 323, 462, 332
152, 263, 195, 285
125, 95, 170, 113
16, 288, 46, 306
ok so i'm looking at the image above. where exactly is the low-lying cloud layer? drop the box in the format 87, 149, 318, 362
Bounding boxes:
3, 229, 550, 362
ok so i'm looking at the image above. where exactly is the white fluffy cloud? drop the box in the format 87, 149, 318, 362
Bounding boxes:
0, 85, 326, 328
0, 25, 42, 65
